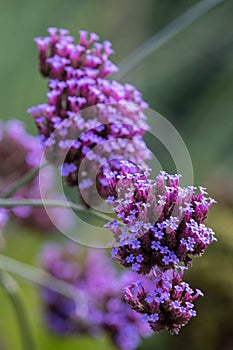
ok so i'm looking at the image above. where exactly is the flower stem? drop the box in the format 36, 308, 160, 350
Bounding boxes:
0, 198, 119, 225
2, 164, 47, 199
0, 268, 36, 350
0, 254, 87, 302
115, 0, 225, 79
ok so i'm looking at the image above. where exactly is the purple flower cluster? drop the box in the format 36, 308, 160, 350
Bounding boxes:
41, 242, 152, 350
30, 28, 217, 337
102, 161, 216, 333
0, 120, 71, 232
105, 162, 216, 274
124, 268, 203, 335
28, 28, 151, 205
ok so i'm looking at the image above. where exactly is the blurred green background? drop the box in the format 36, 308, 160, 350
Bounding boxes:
0, 0, 233, 349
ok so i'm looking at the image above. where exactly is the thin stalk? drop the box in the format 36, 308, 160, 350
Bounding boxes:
115, 0, 226, 80
0, 269, 36, 350
0, 254, 87, 302
2, 164, 47, 199
0, 198, 120, 225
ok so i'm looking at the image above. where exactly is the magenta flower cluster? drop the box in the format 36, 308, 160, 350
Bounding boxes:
103, 160, 216, 333
105, 162, 216, 274
0, 120, 71, 232
124, 268, 203, 335
41, 242, 152, 350
28, 28, 217, 339
28, 28, 151, 205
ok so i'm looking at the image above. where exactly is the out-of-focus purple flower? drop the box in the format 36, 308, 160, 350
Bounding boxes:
41, 242, 153, 350
124, 268, 203, 335
0, 120, 72, 232
105, 161, 216, 274
0, 208, 8, 247
0, 209, 8, 231
28, 28, 151, 205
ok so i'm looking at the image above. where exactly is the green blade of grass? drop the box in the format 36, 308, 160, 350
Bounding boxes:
115, 0, 226, 80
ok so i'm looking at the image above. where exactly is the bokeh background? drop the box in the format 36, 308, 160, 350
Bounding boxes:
0, 0, 233, 349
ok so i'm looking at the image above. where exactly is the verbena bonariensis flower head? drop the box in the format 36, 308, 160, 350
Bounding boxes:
0, 120, 71, 232
28, 28, 151, 205
105, 161, 216, 274
124, 268, 203, 335
41, 242, 152, 350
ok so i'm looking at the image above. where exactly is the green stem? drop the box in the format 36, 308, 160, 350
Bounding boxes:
2, 164, 47, 199
0, 269, 36, 350
0, 198, 120, 225
115, 0, 226, 79
0, 254, 87, 302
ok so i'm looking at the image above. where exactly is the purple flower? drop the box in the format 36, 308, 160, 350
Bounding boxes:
124, 268, 203, 335
28, 28, 151, 206
149, 313, 159, 322
111, 247, 118, 258
126, 254, 135, 263
60, 163, 77, 176
141, 314, 150, 322
105, 163, 216, 274
0, 209, 8, 229
0, 208, 8, 246
162, 255, 171, 265
40, 242, 152, 350
131, 240, 141, 249
0, 120, 73, 232
132, 263, 141, 272
136, 255, 144, 263
151, 241, 161, 251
